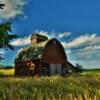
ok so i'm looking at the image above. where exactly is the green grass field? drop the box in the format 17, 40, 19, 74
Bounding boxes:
0, 69, 100, 100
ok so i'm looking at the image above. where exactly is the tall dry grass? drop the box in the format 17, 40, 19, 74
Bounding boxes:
0, 74, 100, 100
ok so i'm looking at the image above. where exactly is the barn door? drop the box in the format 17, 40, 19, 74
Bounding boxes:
50, 64, 62, 76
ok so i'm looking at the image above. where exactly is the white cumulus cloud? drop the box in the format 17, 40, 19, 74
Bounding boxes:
61, 33, 100, 68
62, 34, 100, 49
10, 35, 31, 46
0, 0, 29, 19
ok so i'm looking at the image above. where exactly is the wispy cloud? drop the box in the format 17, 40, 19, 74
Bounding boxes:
82, 45, 100, 51
9, 31, 72, 47
62, 34, 100, 49
10, 35, 31, 46
0, 0, 29, 19
76, 45, 100, 58
10, 31, 53, 47
35, 30, 51, 38
0, 49, 5, 54
58, 32, 72, 38
62, 34, 100, 59
35, 30, 72, 39
61, 33, 100, 68
65, 49, 71, 54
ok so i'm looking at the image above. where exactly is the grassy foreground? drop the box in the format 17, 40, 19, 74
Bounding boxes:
0, 74, 100, 100
0, 69, 100, 100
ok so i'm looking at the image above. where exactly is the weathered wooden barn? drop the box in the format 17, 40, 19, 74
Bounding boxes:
15, 33, 75, 76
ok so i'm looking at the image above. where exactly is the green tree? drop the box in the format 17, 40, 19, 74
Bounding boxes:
0, 21, 18, 60
75, 63, 83, 72
0, 2, 5, 9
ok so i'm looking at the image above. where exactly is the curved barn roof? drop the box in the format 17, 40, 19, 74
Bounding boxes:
15, 38, 67, 62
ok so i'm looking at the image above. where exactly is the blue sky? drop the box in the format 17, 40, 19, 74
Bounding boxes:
0, 0, 100, 69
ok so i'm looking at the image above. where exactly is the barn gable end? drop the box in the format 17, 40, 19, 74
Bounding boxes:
42, 39, 67, 64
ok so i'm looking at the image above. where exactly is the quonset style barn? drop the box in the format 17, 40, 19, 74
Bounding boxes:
14, 33, 75, 76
